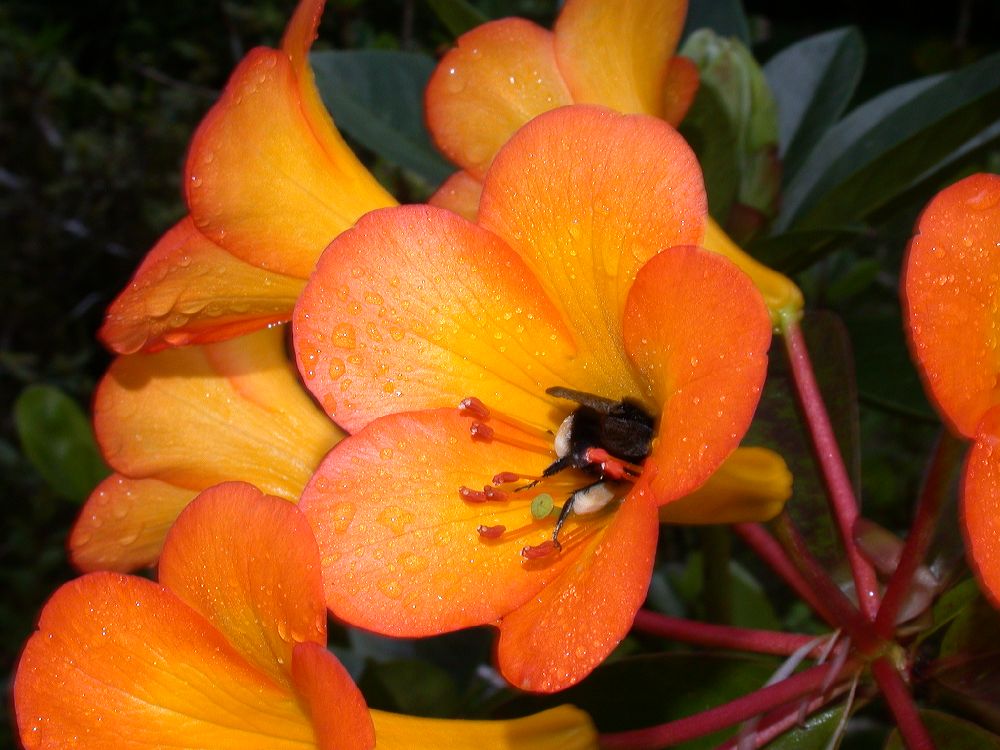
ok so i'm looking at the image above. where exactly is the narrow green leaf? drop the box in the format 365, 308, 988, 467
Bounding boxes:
310, 50, 455, 187
764, 28, 865, 180
426, 0, 490, 38
683, 0, 750, 45
883, 710, 1000, 750
778, 52, 1000, 232
14, 385, 109, 503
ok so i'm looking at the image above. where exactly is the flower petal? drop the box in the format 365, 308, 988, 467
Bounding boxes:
622, 246, 771, 504
95, 327, 342, 500
300, 408, 585, 636
100, 218, 304, 354
158, 483, 327, 689
661, 55, 700, 126
70, 474, 195, 573
186, 46, 395, 279
659, 446, 791, 524
294, 205, 577, 432
425, 19, 573, 179
903, 173, 1000, 437
962, 408, 1000, 605
292, 642, 376, 750
428, 170, 483, 223
553, 0, 686, 117
478, 106, 705, 401
370, 706, 597, 749
15, 573, 318, 749
496, 480, 658, 692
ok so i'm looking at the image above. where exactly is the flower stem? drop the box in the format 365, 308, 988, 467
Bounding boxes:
633, 609, 822, 657
780, 314, 881, 620
875, 431, 964, 638
871, 657, 935, 750
598, 660, 849, 750
733, 522, 839, 628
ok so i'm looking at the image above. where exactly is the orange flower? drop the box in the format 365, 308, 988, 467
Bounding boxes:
17, 482, 597, 749
100, 0, 394, 355
72, 327, 343, 572
903, 172, 1000, 602
293, 106, 773, 692
423, 0, 801, 321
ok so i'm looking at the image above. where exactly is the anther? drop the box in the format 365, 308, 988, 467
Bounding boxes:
458, 486, 489, 503
477, 524, 506, 539
521, 540, 560, 559
492, 471, 524, 486
483, 486, 508, 501
458, 397, 491, 420
469, 421, 494, 441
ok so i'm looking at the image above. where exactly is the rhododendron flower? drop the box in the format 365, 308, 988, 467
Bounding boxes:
100, 0, 394, 355
293, 106, 773, 692
72, 327, 342, 572
16, 482, 598, 750
424, 0, 802, 321
903, 172, 1000, 602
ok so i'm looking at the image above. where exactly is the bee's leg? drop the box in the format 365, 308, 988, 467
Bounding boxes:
551, 480, 605, 548
515, 455, 572, 491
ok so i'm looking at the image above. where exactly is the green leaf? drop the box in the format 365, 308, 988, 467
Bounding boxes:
883, 710, 1000, 750
310, 50, 454, 187
683, 0, 750, 45
933, 595, 1000, 728
777, 52, 1000, 232
679, 83, 740, 222
14, 385, 109, 503
749, 226, 865, 270
495, 652, 780, 748
665, 552, 781, 630
764, 28, 865, 181
764, 705, 846, 748
426, 0, 490, 37
359, 659, 461, 717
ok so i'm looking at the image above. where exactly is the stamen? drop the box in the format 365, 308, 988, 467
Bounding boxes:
477, 524, 506, 539
458, 486, 489, 503
493, 471, 532, 486
486, 410, 554, 442
584, 447, 644, 480
469, 421, 494, 441
458, 397, 491, 420
521, 540, 560, 559
468, 421, 554, 455
483, 486, 508, 501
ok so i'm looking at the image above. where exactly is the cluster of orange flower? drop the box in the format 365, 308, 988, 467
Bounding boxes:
13, 0, 1000, 747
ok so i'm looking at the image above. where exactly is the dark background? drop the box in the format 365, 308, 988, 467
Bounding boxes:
2, 1, 998, 747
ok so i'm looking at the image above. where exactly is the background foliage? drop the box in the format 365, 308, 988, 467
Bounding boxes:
2, 1, 999, 748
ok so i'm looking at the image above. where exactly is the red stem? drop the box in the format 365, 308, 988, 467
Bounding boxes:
599, 660, 848, 750
633, 609, 822, 657
782, 317, 881, 620
871, 658, 935, 750
771, 514, 879, 651
875, 431, 964, 638
733, 522, 839, 628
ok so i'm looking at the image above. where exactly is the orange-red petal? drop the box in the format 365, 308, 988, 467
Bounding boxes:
15, 573, 319, 749
428, 170, 483, 223
159, 483, 327, 690
622, 246, 771, 504
292, 642, 376, 750
903, 173, 1000, 437
294, 205, 577, 432
100, 218, 304, 354
300, 408, 585, 636
478, 106, 706, 401
962, 407, 1000, 605
95, 327, 342, 498
425, 19, 573, 180
185, 46, 394, 279
496, 480, 659, 692
661, 54, 699, 126
553, 0, 687, 117
70, 474, 195, 572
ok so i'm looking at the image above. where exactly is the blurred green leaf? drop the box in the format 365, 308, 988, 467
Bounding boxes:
14, 385, 109, 503
764, 705, 846, 748
679, 83, 740, 222
311, 50, 454, 187
764, 28, 865, 181
359, 659, 461, 717
749, 226, 865, 270
666, 552, 781, 630
777, 52, 1000, 232
683, 0, 750, 45
497, 652, 780, 747
883, 710, 1000, 749
426, 0, 490, 37
933, 595, 1000, 729
918, 578, 980, 645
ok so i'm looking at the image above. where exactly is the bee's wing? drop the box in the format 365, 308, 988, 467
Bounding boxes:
545, 386, 618, 414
